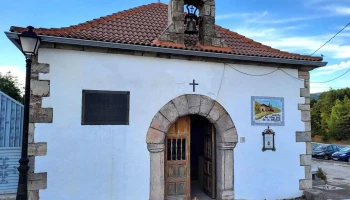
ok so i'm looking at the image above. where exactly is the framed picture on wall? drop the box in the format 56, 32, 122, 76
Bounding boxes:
251, 96, 284, 126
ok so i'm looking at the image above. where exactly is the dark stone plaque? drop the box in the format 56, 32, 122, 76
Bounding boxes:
82, 90, 130, 125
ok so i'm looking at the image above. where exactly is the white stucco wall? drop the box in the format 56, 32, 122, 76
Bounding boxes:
35, 48, 305, 200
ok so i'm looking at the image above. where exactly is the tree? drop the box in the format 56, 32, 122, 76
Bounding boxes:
311, 101, 322, 137
311, 88, 350, 141
340, 116, 350, 139
254, 101, 261, 114
268, 103, 273, 109
344, 95, 350, 109
327, 96, 350, 140
0, 72, 23, 103
310, 98, 317, 107
340, 96, 350, 139
327, 99, 343, 140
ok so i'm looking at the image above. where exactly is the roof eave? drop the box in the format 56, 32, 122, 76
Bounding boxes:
6, 32, 22, 51
5, 31, 327, 67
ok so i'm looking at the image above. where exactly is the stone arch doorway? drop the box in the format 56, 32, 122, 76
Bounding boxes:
146, 95, 238, 200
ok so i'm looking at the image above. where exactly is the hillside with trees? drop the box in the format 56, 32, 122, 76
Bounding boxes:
311, 88, 350, 142
310, 92, 322, 100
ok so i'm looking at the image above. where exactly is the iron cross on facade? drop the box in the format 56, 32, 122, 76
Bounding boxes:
189, 79, 199, 92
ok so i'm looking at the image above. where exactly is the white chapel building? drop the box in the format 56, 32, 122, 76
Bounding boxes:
5, 1, 327, 200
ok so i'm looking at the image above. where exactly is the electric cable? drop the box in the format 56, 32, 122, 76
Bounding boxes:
279, 68, 350, 83
310, 22, 350, 56
222, 22, 350, 84
216, 65, 226, 100
225, 63, 280, 76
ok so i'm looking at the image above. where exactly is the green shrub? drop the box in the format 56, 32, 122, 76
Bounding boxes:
316, 167, 327, 185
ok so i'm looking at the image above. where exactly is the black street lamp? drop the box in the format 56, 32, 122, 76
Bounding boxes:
16, 26, 41, 200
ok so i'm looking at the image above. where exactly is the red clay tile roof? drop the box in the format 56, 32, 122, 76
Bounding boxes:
10, 3, 322, 62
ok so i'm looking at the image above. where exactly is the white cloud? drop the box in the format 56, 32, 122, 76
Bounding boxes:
217, 10, 324, 25
312, 60, 350, 76
233, 26, 350, 59
305, 0, 350, 15
234, 27, 278, 37
319, 60, 350, 70
0, 65, 26, 91
248, 16, 324, 24
264, 37, 350, 58
327, 6, 350, 15
332, 79, 350, 89
219, 1, 350, 92
310, 82, 332, 93
216, 11, 268, 20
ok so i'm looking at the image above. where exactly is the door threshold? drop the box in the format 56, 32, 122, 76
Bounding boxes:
191, 181, 215, 200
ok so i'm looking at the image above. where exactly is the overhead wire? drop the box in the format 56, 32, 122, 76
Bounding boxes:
227, 63, 350, 84
310, 22, 350, 56
279, 68, 350, 83
216, 65, 226, 100
224, 22, 350, 84
225, 63, 280, 76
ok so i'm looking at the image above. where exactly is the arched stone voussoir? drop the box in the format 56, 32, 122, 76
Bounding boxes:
146, 128, 166, 144
147, 94, 236, 200
187, 94, 201, 114
208, 102, 226, 123
150, 112, 171, 133
172, 95, 189, 117
147, 143, 165, 152
159, 101, 179, 123
220, 128, 238, 143
214, 113, 235, 134
198, 95, 215, 117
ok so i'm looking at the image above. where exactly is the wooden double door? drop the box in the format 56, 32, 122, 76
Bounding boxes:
164, 116, 216, 200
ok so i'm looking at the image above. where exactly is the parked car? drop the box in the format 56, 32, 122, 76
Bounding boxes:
312, 143, 322, 150
331, 146, 350, 162
312, 144, 340, 160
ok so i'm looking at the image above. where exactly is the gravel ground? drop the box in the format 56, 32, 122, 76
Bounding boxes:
312, 158, 350, 185
312, 158, 350, 199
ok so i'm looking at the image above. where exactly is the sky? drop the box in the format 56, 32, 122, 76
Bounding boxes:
0, 0, 349, 94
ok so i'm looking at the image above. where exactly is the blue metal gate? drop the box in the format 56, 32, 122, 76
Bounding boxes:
0, 91, 23, 194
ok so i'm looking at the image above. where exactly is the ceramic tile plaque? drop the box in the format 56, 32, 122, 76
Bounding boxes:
251, 96, 284, 126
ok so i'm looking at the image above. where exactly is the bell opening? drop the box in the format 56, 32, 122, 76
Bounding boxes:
184, 4, 200, 35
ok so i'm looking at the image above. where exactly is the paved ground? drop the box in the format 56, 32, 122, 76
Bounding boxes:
312, 158, 350, 199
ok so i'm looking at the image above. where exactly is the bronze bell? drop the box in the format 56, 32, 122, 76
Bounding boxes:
185, 20, 198, 34
184, 4, 199, 34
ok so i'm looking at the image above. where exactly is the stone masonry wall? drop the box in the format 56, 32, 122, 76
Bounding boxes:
0, 57, 51, 200
160, 0, 185, 44
297, 70, 312, 190
27, 56, 52, 200
146, 94, 238, 200
197, 0, 226, 47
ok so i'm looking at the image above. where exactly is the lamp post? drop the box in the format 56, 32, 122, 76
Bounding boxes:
16, 26, 41, 200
